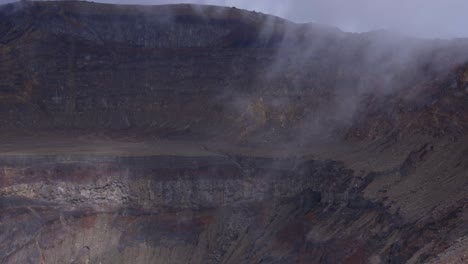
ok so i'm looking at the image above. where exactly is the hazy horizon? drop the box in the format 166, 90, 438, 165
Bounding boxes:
1, 0, 468, 39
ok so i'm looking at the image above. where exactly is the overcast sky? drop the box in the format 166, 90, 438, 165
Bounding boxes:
1, 0, 467, 39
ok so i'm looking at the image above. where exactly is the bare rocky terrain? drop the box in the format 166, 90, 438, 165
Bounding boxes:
0, 1, 468, 263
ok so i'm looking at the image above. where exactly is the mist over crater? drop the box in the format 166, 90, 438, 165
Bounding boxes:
0, 1, 468, 263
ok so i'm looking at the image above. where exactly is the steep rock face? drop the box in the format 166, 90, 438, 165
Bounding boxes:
0, 150, 465, 264
0, 1, 468, 264
1, 1, 468, 140
0, 156, 413, 263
